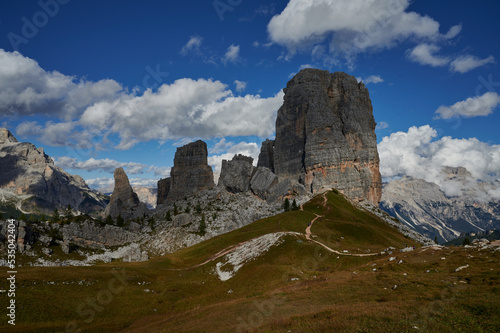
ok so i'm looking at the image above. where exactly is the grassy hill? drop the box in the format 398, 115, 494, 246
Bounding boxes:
1, 191, 499, 332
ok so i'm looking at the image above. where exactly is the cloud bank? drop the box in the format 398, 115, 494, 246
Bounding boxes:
0, 49, 123, 119
378, 125, 500, 201
268, 0, 492, 72
268, 0, 460, 56
55, 157, 170, 177
1, 50, 284, 150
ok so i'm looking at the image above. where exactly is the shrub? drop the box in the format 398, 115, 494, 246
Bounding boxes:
148, 216, 155, 230
104, 215, 114, 225
199, 214, 206, 236
52, 209, 60, 223
284, 198, 290, 212
116, 215, 125, 227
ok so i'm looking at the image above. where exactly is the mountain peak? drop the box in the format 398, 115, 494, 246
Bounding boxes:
0, 128, 18, 144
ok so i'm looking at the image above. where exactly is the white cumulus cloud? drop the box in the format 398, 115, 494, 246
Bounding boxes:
408, 43, 450, 67
450, 55, 495, 73
435, 92, 500, 119
378, 125, 500, 201
268, 0, 460, 58
234, 80, 247, 92
86, 177, 159, 192
8, 50, 284, 150
376, 121, 389, 130
55, 157, 171, 177
0, 49, 123, 119
180, 36, 203, 55
222, 44, 241, 65
76, 79, 283, 149
357, 75, 384, 85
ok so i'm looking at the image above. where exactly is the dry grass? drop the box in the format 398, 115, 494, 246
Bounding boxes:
0, 191, 498, 332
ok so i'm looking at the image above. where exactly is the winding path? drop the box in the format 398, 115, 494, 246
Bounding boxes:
304, 192, 378, 257
168, 192, 377, 270
305, 214, 322, 240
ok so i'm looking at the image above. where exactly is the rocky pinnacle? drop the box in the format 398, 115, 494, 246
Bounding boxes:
273, 69, 382, 205
104, 167, 148, 220
157, 140, 215, 205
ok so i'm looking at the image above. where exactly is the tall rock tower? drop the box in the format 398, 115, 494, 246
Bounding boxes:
157, 140, 215, 205
104, 167, 148, 220
273, 69, 382, 205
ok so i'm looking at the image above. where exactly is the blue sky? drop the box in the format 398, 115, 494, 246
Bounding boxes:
1, 0, 499, 196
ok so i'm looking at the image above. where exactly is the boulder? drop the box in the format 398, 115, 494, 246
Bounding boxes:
266, 178, 293, 204
172, 213, 193, 227
218, 154, 256, 193
250, 167, 278, 199
42, 247, 53, 256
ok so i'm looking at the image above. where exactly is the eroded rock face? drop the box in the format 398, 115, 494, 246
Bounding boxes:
273, 69, 382, 205
157, 178, 171, 205
165, 140, 215, 203
218, 154, 256, 193
257, 139, 275, 172
104, 168, 148, 220
62, 221, 143, 248
0, 128, 107, 215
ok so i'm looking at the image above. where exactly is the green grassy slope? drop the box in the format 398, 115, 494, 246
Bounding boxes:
0, 191, 498, 332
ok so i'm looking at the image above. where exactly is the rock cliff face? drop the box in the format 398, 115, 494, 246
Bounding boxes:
257, 139, 275, 172
273, 69, 382, 205
104, 168, 148, 220
156, 140, 215, 205
157, 178, 171, 205
0, 219, 149, 263
0, 128, 107, 214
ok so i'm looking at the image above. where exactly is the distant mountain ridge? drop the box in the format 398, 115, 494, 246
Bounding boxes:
0, 128, 108, 215
381, 172, 500, 243
444, 229, 500, 246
